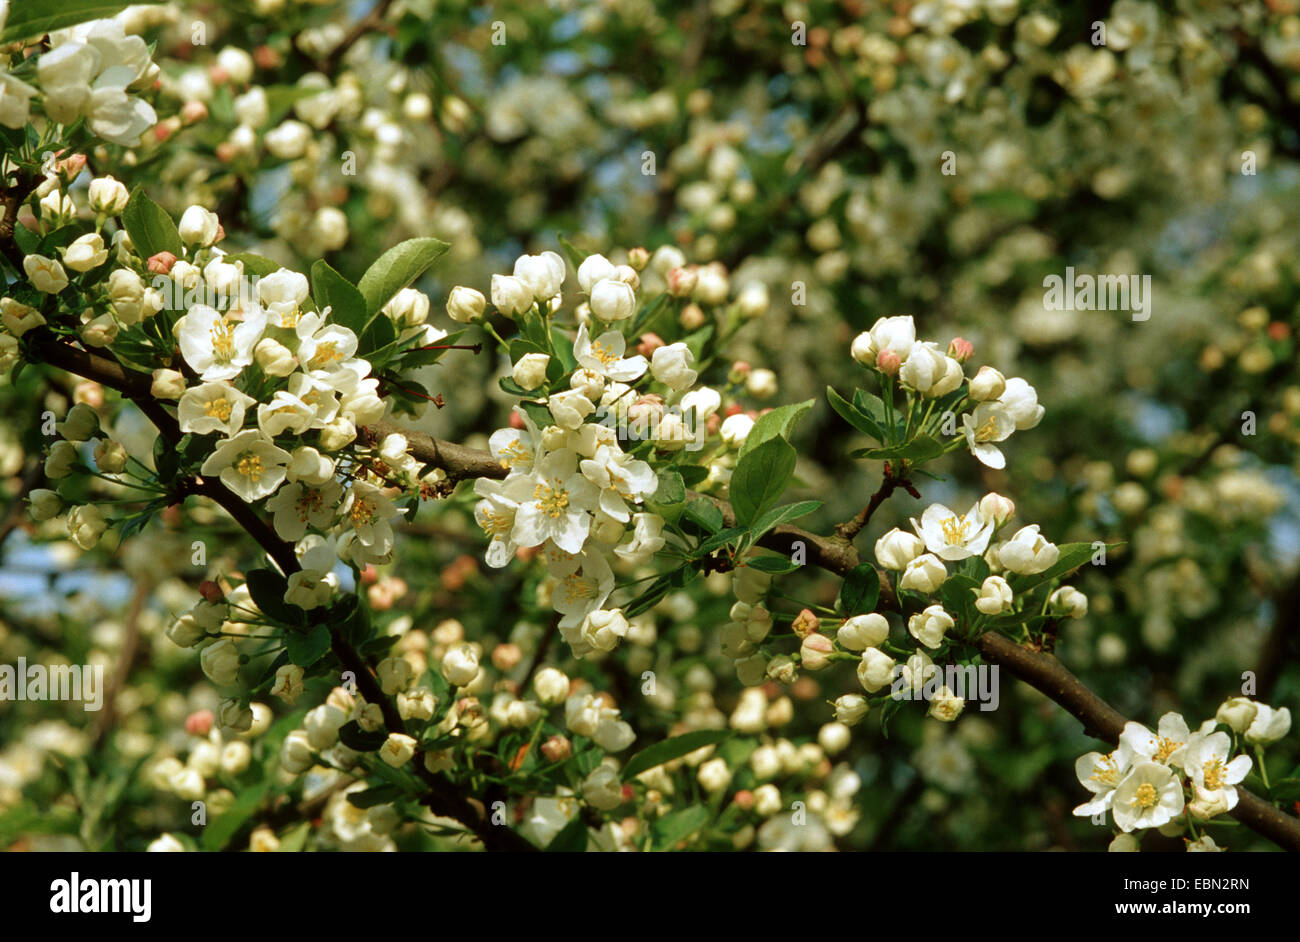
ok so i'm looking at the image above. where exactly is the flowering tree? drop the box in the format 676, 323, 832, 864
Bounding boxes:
1, 0, 1298, 853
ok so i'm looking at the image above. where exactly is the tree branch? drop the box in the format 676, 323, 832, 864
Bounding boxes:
975, 632, 1300, 852
24, 334, 536, 851
320, 0, 396, 73
25, 341, 1297, 851
834, 466, 918, 542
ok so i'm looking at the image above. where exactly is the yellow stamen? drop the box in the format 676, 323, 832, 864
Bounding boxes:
210, 319, 236, 362
1152, 736, 1182, 764
350, 498, 375, 526
588, 341, 619, 367
975, 415, 999, 443
1132, 782, 1159, 810
559, 572, 595, 603
533, 479, 569, 518
309, 341, 344, 369
940, 515, 970, 546
1089, 754, 1121, 788
204, 397, 233, 421
236, 452, 264, 481
1202, 757, 1225, 791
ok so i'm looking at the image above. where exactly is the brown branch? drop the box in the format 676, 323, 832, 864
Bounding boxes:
1255, 575, 1300, 703
975, 632, 1300, 852
518, 612, 561, 693
91, 580, 149, 749
0, 458, 45, 553
364, 420, 512, 485
834, 466, 918, 542
320, 0, 396, 73
24, 333, 536, 851
30, 338, 1295, 850
0, 169, 34, 271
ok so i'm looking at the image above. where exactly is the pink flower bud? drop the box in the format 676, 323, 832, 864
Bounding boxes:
491, 643, 522, 671
791, 608, 820, 639
185, 710, 214, 737
198, 580, 224, 603
947, 337, 974, 362
55, 154, 87, 177
541, 736, 572, 762
253, 45, 280, 69
637, 332, 665, 357
799, 632, 834, 671
877, 349, 902, 375
678, 302, 706, 330
181, 100, 209, 124
147, 251, 177, 274
667, 266, 698, 298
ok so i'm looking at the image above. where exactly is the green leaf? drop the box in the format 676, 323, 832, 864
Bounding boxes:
684, 497, 724, 534
730, 436, 797, 527
827, 386, 884, 440
121, 189, 182, 259
545, 814, 589, 852
939, 574, 980, 621
650, 805, 710, 850
696, 525, 746, 555
958, 555, 991, 583
679, 464, 709, 487
750, 499, 822, 539
346, 784, 406, 809
399, 328, 466, 368
520, 400, 554, 429
556, 233, 585, 270
359, 310, 397, 364
1269, 778, 1300, 803
623, 572, 674, 617
852, 435, 947, 463
338, 721, 387, 752
311, 260, 367, 335
651, 470, 686, 505
358, 237, 450, 320
621, 729, 730, 781
285, 624, 332, 668
839, 564, 880, 615
1, 1, 152, 44
499, 376, 539, 397
745, 555, 800, 574
223, 252, 283, 278
1011, 542, 1115, 593
152, 434, 178, 483
201, 779, 271, 851
277, 821, 311, 852
551, 325, 577, 372
244, 569, 302, 626
738, 398, 816, 458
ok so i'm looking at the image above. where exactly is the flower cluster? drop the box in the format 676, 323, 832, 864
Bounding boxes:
468, 249, 753, 660
0, 12, 159, 145
851, 314, 1044, 469
1075, 700, 1291, 848
717, 321, 1081, 735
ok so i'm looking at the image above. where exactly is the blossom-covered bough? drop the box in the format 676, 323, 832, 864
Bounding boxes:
1, 0, 1299, 853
